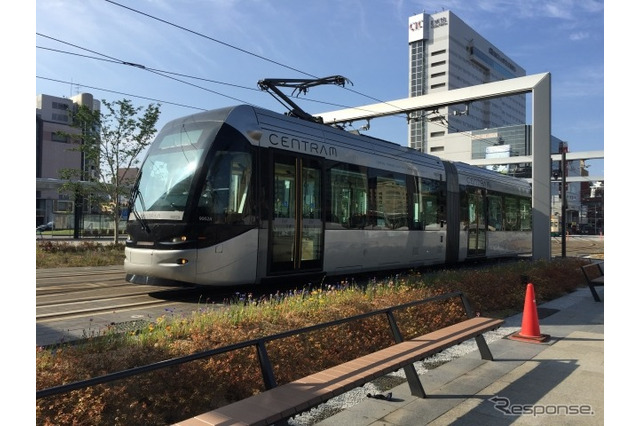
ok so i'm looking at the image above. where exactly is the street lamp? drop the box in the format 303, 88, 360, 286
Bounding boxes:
559, 142, 568, 258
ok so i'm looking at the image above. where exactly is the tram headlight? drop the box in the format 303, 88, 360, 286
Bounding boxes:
171, 236, 188, 243
177, 258, 189, 265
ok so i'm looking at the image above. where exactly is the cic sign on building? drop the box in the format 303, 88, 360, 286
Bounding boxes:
409, 12, 449, 43
408, 13, 428, 42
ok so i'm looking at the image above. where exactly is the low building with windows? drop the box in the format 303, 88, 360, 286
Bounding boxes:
36, 93, 100, 228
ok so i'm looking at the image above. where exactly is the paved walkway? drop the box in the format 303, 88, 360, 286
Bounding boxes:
309, 285, 604, 425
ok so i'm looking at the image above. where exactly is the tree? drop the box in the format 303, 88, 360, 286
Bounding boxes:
59, 99, 161, 243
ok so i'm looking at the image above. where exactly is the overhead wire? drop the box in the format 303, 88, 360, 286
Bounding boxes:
36, 76, 206, 111
37, 45, 259, 93
104, 0, 317, 79
38, 2, 427, 128
103, 0, 414, 119
36, 34, 392, 119
37, 38, 479, 145
37, 33, 253, 106
38, 2, 489, 141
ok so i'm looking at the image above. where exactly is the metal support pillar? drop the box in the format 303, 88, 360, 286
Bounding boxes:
530, 74, 551, 260
560, 142, 568, 257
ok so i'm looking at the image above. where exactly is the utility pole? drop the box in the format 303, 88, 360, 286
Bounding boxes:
559, 142, 568, 258
73, 139, 85, 240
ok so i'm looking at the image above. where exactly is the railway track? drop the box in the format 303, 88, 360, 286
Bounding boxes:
35, 267, 227, 347
37, 267, 189, 319
551, 235, 604, 259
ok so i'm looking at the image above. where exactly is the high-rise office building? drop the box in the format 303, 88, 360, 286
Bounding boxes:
408, 11, 526, 154
406, 11, 599, 233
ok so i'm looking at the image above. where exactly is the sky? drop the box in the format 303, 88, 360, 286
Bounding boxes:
35, 0, 605, 177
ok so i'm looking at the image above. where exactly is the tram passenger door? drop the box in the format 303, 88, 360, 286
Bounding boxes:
269, 154, 323, 274
467, 189, 486, 257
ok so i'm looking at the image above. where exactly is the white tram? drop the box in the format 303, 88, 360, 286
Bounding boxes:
125, 105, 531, 286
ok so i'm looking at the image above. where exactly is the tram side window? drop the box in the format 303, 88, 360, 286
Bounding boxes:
520, 197, 532, 231
368, 169, 408, 230
463, 187, 486, 230
487, 193, 503, 231
460, 189, 469, 229
302, 166, 321, 220
503, 196, 519, 231
417, 177, 445, 230
328, 165, 368, 229
198, 152, 254, 225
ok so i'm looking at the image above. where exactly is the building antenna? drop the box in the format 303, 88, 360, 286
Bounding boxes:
69, 78, 80, 97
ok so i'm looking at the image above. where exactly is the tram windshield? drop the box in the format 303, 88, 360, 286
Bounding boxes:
130, 122, 219, 221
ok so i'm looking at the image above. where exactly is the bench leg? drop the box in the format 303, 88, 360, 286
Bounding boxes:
588, 283, 602, 302
404, 334, 494, 398
474, 335, 494, 361
403, 364, 427, 398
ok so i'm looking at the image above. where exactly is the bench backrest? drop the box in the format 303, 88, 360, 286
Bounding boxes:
582, 262, 604, 281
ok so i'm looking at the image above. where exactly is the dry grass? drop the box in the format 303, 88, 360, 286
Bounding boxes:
35, 257, 590, 426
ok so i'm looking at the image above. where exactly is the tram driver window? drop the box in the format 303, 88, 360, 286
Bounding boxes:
198, 152, 253, 224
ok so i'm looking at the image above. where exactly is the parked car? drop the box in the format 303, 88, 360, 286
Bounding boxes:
36, 222, 54, 232
578, 224, 596, 235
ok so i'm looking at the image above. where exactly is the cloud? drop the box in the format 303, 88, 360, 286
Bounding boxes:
569, 31, 590, 41
412, 0, 603, 23
554, 64, 604, 99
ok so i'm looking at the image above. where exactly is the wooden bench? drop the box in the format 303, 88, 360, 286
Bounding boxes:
174, 292, 503, 426
581, 261, 604, 302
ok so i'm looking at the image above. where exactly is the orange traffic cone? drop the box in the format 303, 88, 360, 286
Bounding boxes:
508, 283, 550, 343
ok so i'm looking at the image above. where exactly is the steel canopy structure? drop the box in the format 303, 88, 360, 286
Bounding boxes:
316, 73, 552, 260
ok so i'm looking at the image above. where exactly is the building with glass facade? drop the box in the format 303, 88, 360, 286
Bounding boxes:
407, 11, 598, 234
